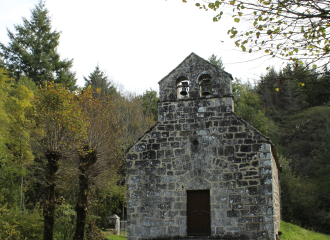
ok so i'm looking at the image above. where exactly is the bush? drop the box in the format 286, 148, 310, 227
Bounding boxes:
54, 202, 76, 240
86, 219, 104, 240
0, 204, 43, 240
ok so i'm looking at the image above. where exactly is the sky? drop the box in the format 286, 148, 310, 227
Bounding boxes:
0, 0, 283, 94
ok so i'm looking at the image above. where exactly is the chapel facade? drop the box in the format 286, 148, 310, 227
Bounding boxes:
125, 53, 281, 240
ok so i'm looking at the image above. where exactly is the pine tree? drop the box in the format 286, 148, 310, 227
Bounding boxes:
0, 1, 76, 90
208, 54, 225, 70
83, 65, 116, 95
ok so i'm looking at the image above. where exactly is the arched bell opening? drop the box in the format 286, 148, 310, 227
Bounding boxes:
176, 76, 190, 99
199, 74, 213, 97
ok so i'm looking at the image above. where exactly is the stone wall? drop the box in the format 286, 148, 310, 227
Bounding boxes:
126, 99, 280, 239
126, 53, 280, 240
271, 151, 280, 236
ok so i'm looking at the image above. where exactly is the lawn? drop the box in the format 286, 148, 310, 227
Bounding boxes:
279, 221, 330, 240
103, 234, 127, 240
103, 221, 330, 240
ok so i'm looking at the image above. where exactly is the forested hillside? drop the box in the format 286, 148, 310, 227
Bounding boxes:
242, 65, 330, 235
0, 2, 157, 239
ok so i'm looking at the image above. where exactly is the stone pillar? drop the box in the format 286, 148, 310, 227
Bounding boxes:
109, 214, 120, 236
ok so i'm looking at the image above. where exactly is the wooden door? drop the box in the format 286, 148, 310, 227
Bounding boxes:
187, 190, 211, 236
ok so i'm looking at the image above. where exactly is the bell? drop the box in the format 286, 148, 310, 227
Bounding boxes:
202, 86, 211, 96
180, 81, 189, 96
202, 79, 211, 96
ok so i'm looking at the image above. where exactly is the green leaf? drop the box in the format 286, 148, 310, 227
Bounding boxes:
234, 18, 240, 23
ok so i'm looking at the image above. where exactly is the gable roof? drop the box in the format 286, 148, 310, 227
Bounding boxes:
158, 52, 233, 84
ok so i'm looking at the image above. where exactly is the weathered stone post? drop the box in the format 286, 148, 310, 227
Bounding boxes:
109, 214, 120, 236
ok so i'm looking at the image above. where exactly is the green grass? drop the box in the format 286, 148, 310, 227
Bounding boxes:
103, 234, 127, 240
280, 221, 330, 240
102, 221, 330, 240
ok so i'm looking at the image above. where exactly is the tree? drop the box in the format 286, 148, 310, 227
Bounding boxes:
0, 67, 36, 209
139, 89, 159, 121
256, 63, 330, 117
118, 93, 156, 151
84, 65, 116, 96
0, 1, 76, 89
73, 87, 122, 240
208, 54, 225, 70
232, 78, 270, 135
34, 82, 85, 240
184, 0, 330, 73
0, 67, 45, 240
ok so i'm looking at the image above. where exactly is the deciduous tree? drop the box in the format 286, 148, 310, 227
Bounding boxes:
35, 82, 85, 240
185, 0, 330, 73
0, 67, 36, 208
73, 87, 122, 240
139, 89, 159, 121
232, 78, 270, 135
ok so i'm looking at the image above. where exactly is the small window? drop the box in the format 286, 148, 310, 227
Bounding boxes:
199, 74, 213, 97
177, 77, 190, 99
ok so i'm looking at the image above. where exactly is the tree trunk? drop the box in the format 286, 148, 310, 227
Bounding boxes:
43, 150, 60, 240
74, 147, 97, 240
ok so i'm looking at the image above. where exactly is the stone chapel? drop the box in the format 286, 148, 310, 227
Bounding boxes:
125, 53, 281, 240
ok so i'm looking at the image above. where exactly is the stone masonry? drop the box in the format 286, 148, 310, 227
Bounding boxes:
126, 53, 281, 240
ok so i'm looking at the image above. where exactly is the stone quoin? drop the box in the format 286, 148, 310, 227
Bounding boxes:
125, 53, 281, 240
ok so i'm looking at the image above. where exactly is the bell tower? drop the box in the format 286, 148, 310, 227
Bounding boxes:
157, 52, 234, 123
